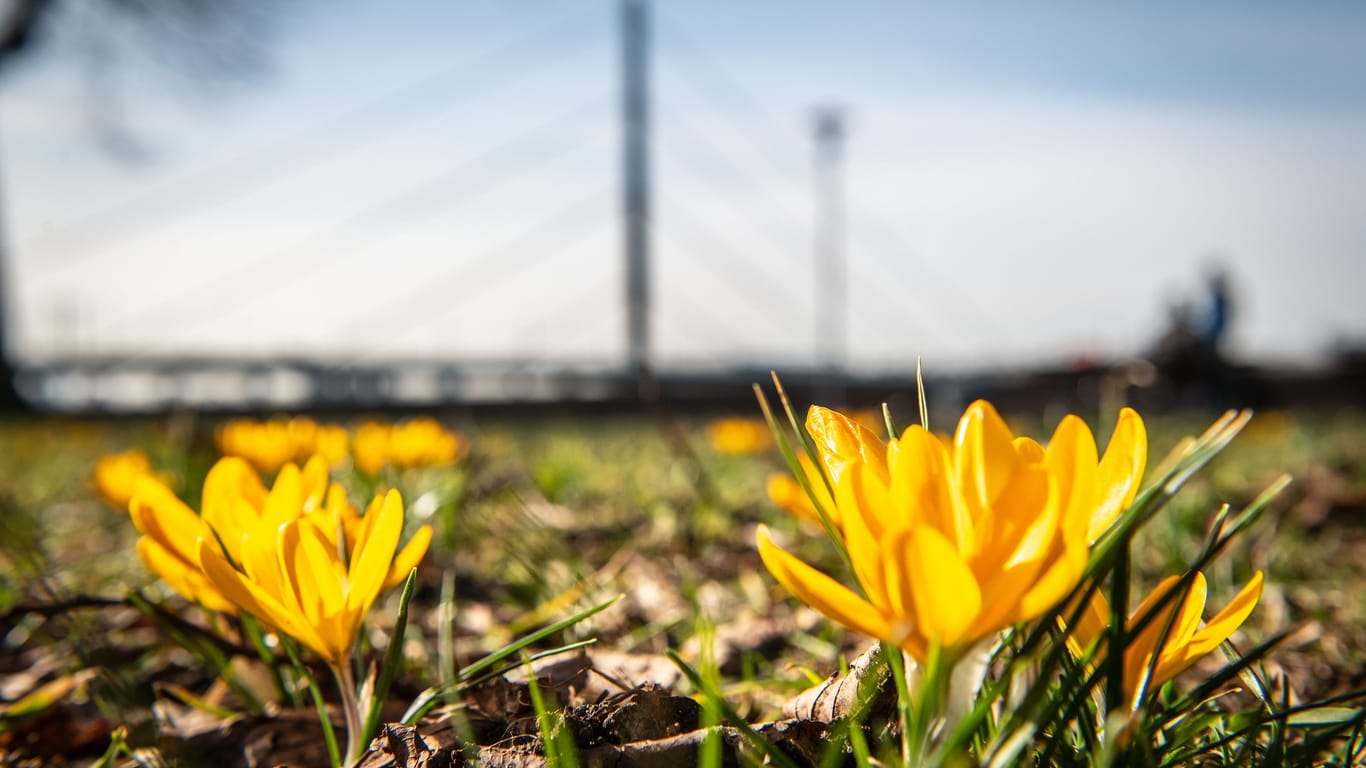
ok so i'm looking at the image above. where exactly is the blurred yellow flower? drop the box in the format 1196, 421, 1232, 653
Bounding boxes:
707, 417, 773, 455
216, 417, 349, 474
197, 489, 412, 666
94, 448, 159, 509
1065, 570, 1264, 705
758, 400, 1149, 663
352, 418, 467, 476
765, 453, 838, 529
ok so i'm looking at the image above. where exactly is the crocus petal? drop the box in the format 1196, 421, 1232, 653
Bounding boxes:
1062, 587, 1112, 659
1012, 436, 1046, 463
136, 537, 236, 614
1045, 415, 1100, 538
240, 519, 288, 605
836, 468, 891, 611
1014, 534, 1088, 623
968, 463, 1055, 583
756, 525, 892, 642
299, 455, 330, 508
1089, 408, 1148, 541
383, 524, 432, 592
806, 405, 886, 469
346, 489, 404, 616
969, 554, 1044, 639
1181, 571, 1264, 661
202, 457, 267, 528
129, 477, 205, 565
1147, 571, 1263, 692
954, 401, 1023, 524
904, 525, 981, 649
198, 538, 333, 663
287, 520, 350, 659
889, 427, 963, 550
1123, 574, 1204, 690
262, 463, 304, 528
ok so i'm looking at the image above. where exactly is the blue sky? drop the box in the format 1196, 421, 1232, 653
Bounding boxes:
2, 0, 1364, 372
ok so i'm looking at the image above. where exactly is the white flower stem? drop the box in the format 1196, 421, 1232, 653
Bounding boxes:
333, 661, 362, 765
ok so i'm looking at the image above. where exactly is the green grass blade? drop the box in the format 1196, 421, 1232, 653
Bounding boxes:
360, 568, 417, 749
456, 594, 619, 684
667, 649, 800, 768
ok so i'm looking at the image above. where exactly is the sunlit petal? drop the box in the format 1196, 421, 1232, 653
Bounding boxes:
346, 490, 404, 616
136, 537, 236, 614
198, 538, 333, 663
383, 524, 432, 592
904, 525, 981, 648
757, 526, 892, 641
1045, 415, 1099, 538
1090, 408, 1148, 541
130, 477, 204, 565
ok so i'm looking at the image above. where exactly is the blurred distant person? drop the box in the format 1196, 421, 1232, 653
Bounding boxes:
1148, 263, 1260, 409
1201, 266, 1233, 354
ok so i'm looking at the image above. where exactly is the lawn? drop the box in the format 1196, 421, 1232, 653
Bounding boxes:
0, 399, 1363, 766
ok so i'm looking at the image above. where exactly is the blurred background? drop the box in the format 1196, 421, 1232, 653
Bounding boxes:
1, 0, 1364, 412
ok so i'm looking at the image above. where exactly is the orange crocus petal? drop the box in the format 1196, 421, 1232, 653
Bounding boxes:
904, 525, 981, 649
383, 524, 433, 592
1089, 408, 1148, 541
756, 526, 892, 642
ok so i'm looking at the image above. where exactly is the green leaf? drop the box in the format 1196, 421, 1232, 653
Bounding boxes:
1288, 707, 1364, 728
361, 568, 418, 748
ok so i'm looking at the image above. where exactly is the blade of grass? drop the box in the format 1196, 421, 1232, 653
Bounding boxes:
668, 649, 800, 768
279, 635, 341, 768
360, 568, 417, 749
457, 595, 619, 685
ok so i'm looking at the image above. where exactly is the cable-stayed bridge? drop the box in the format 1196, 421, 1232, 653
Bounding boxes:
4, 2, 1006, 413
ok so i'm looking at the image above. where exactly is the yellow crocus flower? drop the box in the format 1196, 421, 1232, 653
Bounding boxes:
765, 453, 839, 529
758, 400, 1149, 663
352, 418, 467, 476
1066, 570, 1264, 705
94, 448, 158, 509
196, 489, 409, 667
390, 417, 465, 469
706, 417, 774, 455
217, 417, 350, 473
129, 455, 429, 611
